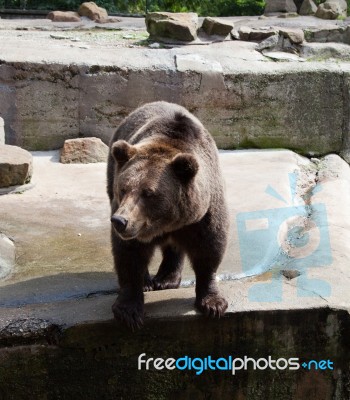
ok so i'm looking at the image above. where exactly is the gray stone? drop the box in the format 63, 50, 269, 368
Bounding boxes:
60, 137, 109, 164
256, 34, 280, 51
0, 234, 14, 280
263, 51, 306, 61
238, 26, 277, 42
47, 11, 81, 22
264, 0, 297, 14
300, 42, 350, 60
279, 28, 305, 44
145, 12, 199, 42
237, 26, 252, 41
201, 17, 234, 37
0, 117, 4, 145
0, 145, 33, 188
77, 2, 108, 22
304, 25, 349, 43
299, 0, 318, 15
250, 27, 279, 41
315, 0, 347, 19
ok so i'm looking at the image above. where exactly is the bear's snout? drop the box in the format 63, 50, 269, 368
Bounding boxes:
111, 215, 128, 233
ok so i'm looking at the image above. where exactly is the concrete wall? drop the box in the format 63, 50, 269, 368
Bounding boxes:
0, 307, 349, 399
0, 60, 349, 159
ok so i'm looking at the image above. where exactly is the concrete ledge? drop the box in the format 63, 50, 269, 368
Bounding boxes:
0, 283, 349, 399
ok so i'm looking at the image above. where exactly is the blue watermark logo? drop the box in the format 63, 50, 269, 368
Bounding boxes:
137, 354, 334, 375
236, 172, 332, 301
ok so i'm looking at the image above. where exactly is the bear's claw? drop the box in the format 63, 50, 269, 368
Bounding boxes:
195, 294, 228, 318
112, 299, 144, 331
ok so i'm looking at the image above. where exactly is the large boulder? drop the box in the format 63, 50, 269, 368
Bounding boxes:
299, 0, 318, 15
201, 17, 233, 37
264, 0, 297, 14
47, 11, 81, 22
146, 12, 199, 42
60, 137, 109, 164
0, 145, 33, 188
315, 0, 347, 19
77, 2, 108, 22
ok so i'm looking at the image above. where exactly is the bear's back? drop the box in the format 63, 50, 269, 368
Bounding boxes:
111, 101, 208, 146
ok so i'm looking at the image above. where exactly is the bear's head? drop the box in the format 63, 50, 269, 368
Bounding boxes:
110, 139, 207, 242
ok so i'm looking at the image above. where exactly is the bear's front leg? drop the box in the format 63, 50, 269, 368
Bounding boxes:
193, 271, 228, 318
183, 213, 229, 318
111, 230, 154, 330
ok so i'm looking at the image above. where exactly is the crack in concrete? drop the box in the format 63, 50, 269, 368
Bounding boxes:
284, 279, 329, 303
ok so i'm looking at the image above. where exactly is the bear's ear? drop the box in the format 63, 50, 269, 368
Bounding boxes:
171, 153, 199, 183
111, 140, 137, 167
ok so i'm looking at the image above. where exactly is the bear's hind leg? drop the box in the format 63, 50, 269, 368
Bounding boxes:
152, 245, 184, 290
143, 271, 154, 292
184, 212, 229, 318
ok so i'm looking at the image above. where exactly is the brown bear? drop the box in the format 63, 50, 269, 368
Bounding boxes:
107, 101, 229, 329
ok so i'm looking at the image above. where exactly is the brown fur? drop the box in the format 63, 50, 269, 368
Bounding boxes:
107, 101, 229, 329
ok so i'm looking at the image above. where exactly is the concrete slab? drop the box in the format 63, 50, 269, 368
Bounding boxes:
0, 149, 350, 314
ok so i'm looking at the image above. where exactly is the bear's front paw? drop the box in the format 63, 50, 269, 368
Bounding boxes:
112, 297, 144, 330
195, 294, 228, 318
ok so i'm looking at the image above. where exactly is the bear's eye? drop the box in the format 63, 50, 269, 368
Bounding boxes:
119, 188, 126, 198
141, 188, 156, 198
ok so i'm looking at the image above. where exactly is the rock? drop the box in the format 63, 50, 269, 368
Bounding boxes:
60, 137, 109, 164
238, 26, 278, 42
96, 17, 121, 24
299, 0, 318, 15
230, 29, 240, 40
0, 145, 33, 188
250, 28, 279, 41
300, 42, 350, 60
149, 42, 160, 48
263, 51, 306, 61
77, 2, 108, 22
145, 12, 199, 42
279, 28, 305, 44
0, 234, 15, 280
315, 0, 347, 19
256, 34, 280, 51
201, 17, 234, 37
47, 11, 81, 22
304, 25, 348, 43
237, 26, 252, 41
264, 0, 297, 14
0, 117, 4, 145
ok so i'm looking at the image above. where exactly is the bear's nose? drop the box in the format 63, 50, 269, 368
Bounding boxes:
111, 215, 128, 233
